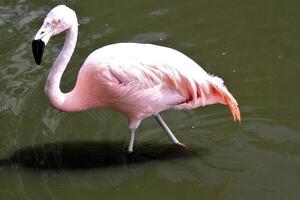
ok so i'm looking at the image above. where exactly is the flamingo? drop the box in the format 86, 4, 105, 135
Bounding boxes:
32, 5, 240, 153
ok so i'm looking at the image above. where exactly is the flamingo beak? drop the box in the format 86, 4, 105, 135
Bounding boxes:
32, 27, 52, 65
32, 39, 45, 65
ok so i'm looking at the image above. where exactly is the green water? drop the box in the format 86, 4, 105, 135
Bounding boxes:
1, 0, 300, 199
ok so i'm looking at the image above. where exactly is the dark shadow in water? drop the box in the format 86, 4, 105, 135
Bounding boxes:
0, 141, 207, 170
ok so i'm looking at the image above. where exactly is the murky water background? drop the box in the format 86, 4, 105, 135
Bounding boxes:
0, 0, 300, 199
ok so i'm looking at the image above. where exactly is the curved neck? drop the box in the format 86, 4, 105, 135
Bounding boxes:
44, 24, 78, 111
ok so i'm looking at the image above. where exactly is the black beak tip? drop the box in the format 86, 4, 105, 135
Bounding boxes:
32, 39, 45, 65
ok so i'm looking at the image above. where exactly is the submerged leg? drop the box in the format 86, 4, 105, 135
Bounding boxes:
153, 113, 187, 149
127, 120, 141, 153
128, 128, 136, 153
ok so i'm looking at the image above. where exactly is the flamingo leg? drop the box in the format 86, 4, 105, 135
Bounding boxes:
153, 113, 187, 149
128, 129, 136, 153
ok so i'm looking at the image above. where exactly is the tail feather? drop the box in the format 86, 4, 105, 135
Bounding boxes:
210, 78, 241, 122
171, 74, 241, 122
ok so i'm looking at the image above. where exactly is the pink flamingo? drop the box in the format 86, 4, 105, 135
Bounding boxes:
32, 5, 240, 153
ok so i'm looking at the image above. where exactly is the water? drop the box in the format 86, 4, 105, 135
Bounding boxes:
1, 0, 300, 199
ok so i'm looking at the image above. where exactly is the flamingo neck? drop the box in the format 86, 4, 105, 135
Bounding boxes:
45, 24, 78, 111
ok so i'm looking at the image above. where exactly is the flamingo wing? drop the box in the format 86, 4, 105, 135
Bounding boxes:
84, 43, 240, 121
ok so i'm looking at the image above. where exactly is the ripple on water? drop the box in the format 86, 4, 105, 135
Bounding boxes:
137, 109, 246, 185
242, 117, 300, 156
0, 4, 48, 116
78, 17, 93, 25
149, 9, 170, 17
128, 32, 169, 43
91, 26, 114, 40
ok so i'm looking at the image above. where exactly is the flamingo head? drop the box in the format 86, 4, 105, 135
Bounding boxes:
32, 5, 77, 65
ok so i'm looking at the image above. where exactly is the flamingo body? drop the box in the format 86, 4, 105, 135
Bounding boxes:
32, 5, 240, 152
75, 43, 239, 126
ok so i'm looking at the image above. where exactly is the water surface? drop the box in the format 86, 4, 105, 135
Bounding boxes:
0, 0, 300, 199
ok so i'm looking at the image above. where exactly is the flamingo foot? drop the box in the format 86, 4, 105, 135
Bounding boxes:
176, 143, 188, 151
127, 149, 134, 154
